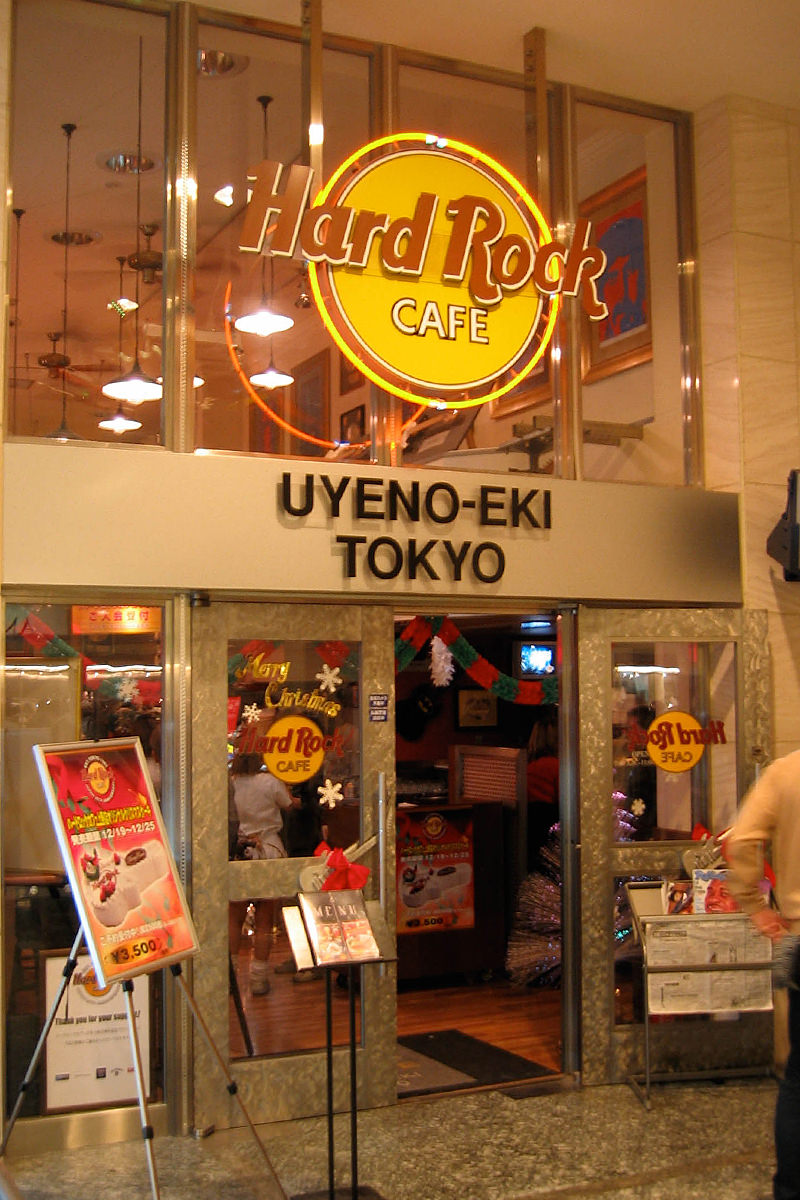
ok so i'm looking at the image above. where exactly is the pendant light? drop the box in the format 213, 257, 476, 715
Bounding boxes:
234, 95, 294, 339
102, 37, 162, 405
247, 252, 295, 389
99, 256, 142, 433
45, 123, 81, 442
249, 348, 294, 390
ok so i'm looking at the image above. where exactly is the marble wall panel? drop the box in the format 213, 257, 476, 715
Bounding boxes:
742, 483, 800, 614
702, 357, 741, 491
789, 118, 800, 242
695, 98, 734, 243
740, 355, 800, 484
730, 106, 792, 237
698, 232, 738, 366
735, 230, 796, 364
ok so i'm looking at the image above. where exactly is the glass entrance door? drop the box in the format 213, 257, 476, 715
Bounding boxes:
574, 606, 770, 1086
190, 602, 396, 1130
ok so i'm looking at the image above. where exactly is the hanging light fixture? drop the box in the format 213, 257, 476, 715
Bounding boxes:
98, 408, 142, 433
234, 95, 294, 338
45, 123, 81, 442
102, 37, 162, 405
249, 349, 294, 389
99, 256, 142, 433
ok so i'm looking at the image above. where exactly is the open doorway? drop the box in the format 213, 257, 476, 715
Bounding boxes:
393, 610, 564, 1096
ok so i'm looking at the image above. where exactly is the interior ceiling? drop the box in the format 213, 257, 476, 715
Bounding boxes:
262, 0, 800, 114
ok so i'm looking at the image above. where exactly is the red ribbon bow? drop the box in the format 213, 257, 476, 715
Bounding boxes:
313, 842, 370, 891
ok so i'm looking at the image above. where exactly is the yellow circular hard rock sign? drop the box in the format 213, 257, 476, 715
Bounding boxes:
240, 132, 608, 411
261, 714, 326, 783
308, 134, 580, 409
645, 710, 706, 773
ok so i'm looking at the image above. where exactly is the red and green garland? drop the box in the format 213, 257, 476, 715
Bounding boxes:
395, 615, 558, 706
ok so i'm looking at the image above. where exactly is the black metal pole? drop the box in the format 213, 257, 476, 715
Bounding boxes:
325, 969, 335, 1200
348, 966, 358, 1200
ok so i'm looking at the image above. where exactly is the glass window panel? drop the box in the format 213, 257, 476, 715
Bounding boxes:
8, 0, 166, 445
576, 102, 684, 485
3, 601, 164, 1113
612, 641, 738, 842
194, 28, 371, 458
396, 64, 549, 476
227, 635, 361, 1058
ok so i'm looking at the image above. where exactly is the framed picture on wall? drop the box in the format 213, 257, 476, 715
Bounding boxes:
289, 349, 330, 457
456, 689, 498, 730
579, 165, 652, 384
339, 351, 364, 396
339, 403, 366, 444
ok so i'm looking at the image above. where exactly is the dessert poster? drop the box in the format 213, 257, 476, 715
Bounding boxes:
34, 737, 199, 987
396, 808, 475, 934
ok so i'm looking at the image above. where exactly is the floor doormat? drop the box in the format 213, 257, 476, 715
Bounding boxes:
397, 1043, 477, 1097
398, 1029, 554, 1090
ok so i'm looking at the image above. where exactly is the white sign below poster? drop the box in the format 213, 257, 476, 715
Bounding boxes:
44, 952, 151, 1112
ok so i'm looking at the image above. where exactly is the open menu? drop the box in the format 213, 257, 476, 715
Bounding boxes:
298, 889, 381, 966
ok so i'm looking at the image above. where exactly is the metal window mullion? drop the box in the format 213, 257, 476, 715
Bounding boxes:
163, 1, 197, 453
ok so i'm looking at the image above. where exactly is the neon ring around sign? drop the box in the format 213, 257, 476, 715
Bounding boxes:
308, 133, 561, 410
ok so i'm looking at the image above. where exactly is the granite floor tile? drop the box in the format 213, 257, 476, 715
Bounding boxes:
4, 1079, 777, 1200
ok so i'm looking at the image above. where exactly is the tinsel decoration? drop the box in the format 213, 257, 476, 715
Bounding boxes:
506, 825, 563, 987
395, 614, 559, 706
507, 821, 639, 989
430, 635, 455, 687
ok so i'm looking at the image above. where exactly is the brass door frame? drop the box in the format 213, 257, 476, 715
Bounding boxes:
190, 601, 396, 1130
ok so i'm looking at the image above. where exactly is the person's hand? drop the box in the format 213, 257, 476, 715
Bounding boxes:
751, 906, 788, 941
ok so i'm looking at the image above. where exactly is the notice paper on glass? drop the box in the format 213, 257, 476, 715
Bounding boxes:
33, 736, 199, 987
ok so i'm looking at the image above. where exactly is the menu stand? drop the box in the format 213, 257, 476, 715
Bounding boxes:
284, 897, 394, 1200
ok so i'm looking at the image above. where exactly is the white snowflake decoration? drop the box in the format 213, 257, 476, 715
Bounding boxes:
317, 778, 344, 809
631, 797, 646, 817
316, 663, 342, 694
430, 635, 455, 687
117, 678, 139, 704
242, 703, 261, 724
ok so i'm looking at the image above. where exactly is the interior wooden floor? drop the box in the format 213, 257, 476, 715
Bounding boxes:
229, 927, 562, 1077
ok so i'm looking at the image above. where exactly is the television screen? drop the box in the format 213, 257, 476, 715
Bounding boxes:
516, 641, 555, 678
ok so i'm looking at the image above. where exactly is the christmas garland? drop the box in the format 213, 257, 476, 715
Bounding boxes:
8, 605, 555, 709
395, 615, 558, 706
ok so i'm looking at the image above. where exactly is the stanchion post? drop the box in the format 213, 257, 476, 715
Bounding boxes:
122, 979, 160, 1200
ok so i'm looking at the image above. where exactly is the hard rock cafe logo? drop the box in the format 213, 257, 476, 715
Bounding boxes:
73, 963, 115, 1001
639, 710, 727, 774
260, 714, 345, 783
421, 813, 447, 839
239, 132, 607, 409
81, 754, 116, 802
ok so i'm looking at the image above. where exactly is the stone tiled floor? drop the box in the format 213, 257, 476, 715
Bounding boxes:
4, 1078, 777, 1200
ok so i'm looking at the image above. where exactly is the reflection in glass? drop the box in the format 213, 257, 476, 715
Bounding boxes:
612, 641, 738, 842
3, 600, 164, 1111
226, 635, 362, 1058
9, 0, 166, 444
